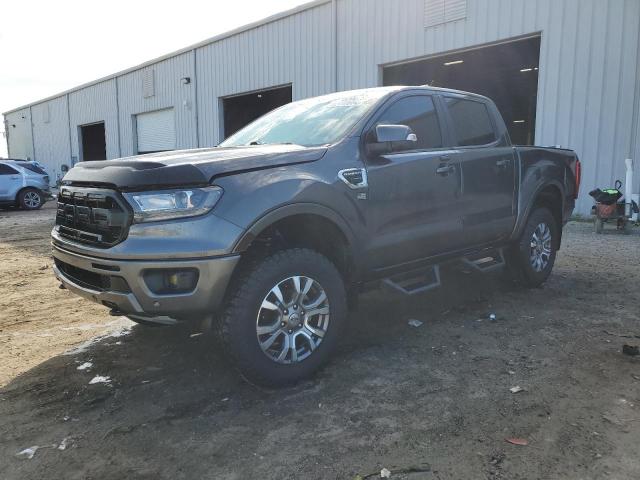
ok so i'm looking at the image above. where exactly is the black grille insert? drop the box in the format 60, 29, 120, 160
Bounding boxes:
55, 187, 130, 247
55, 258, 130, 293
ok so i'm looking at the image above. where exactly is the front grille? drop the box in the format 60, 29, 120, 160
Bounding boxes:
55, 186, 130, 247
54, 258, 130, 293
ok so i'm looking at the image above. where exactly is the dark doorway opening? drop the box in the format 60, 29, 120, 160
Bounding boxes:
80, 122, 106, 161
383, 36, 541, 145
222, 85, 292, 139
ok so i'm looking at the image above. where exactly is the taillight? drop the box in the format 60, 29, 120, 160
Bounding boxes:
573, 159, 581, 199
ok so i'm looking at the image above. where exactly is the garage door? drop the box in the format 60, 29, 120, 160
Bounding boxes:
136, 108, 176, 154
383, 36, 541, 145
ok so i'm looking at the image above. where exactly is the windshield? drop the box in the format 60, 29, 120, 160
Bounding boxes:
220, 88, 396, 148
20, 163, 47, 175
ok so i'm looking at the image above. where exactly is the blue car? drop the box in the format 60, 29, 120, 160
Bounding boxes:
0, 159, 51, 209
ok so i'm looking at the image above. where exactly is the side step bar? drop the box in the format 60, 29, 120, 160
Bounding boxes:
383, 265, 441, 296
461, 248, 506, 273
381, 248, 506, 296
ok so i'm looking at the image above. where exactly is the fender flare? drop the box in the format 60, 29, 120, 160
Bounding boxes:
512, 180, 565, 242
232, 203, 357, 254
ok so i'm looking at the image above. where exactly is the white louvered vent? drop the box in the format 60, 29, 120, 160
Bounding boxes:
142, 69, 155, 98
425, 0, 467, 28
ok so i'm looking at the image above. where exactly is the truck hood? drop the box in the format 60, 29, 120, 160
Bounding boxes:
62, 144, 327, 190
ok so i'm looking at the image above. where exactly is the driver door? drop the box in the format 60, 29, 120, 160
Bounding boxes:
362, 94, 463, 272
0, 164, 23, 201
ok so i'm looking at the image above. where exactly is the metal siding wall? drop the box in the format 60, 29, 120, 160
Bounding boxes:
4, 108, 34, 160
5, 0, 639, 215
335, 0, 640, 215
31, 96, 71, 184
117, 51, 197, 157
68, 79, 119, 160
196, 2, 334, 146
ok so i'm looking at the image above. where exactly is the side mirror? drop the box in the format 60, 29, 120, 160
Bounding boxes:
366, 124, 417, 155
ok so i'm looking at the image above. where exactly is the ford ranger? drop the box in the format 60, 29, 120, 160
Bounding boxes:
52, 86, 581, 385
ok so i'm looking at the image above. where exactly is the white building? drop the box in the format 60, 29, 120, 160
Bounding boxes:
3, 0, 639, 215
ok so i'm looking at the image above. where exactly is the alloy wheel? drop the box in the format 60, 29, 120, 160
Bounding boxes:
24, 191, 41, 208
529, 222, 552, 272
256, 275, 330, 364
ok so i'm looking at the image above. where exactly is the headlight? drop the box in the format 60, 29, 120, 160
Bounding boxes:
123, 186, 223, 223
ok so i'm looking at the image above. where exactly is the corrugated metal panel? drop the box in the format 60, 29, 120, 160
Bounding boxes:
2, 1, 332, 116
336, 0, 640, 214
117, 51, 197, 157
68, 79, 119, 160
136, 108, 176, 153
4, 108, 34, 160
4, 0, 639, 216
196, 1, 334, 146
31, 96, 71, 184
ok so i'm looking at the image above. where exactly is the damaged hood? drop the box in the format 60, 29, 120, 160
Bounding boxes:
62, 144, 327, 190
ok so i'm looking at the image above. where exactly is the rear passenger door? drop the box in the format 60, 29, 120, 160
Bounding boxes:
442, 95, 516, 247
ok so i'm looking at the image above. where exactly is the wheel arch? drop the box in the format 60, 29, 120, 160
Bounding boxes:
516, 181, 564, 249
15, 186, 42, 207
232, 203, 358, 281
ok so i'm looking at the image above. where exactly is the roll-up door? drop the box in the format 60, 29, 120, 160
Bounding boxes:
136, 108, 176, 154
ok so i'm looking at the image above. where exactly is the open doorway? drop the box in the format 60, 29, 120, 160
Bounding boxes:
79, 122, 106, 161
383, 36, 541, 145
222, 85, 292, 139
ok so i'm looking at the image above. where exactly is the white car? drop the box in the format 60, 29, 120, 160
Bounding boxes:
0, 159, 51, 209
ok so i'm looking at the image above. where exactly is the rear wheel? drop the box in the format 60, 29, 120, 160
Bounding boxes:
506, 207, 558, 287
18, 188, 43, 210
220, 248, 347, 386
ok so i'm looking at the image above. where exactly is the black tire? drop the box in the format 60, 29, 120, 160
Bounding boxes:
220, 248, 347, 386
505, 207, 558, 288
18, 188, 43, 210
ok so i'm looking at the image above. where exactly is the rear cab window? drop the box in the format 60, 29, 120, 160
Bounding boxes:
444, 96, 497, 146
374, 95, 443, 150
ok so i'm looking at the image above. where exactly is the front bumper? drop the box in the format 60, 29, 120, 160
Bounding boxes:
52, 243, 240, 321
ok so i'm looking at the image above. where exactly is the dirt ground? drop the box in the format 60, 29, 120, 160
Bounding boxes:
1, 203, 639, 480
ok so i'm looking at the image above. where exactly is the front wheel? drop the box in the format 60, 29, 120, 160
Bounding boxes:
220, 248, 347, 386
505, 207, 558, 287
18, 188, 44, 210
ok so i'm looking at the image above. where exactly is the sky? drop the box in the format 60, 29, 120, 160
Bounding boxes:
0, 0, 307, 157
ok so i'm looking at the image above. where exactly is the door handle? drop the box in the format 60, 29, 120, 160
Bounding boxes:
436, 165, 454, 176
10, 176, 20, 180
495, 159, 510, 167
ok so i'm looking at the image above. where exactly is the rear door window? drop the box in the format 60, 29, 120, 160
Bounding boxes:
375, 95, 443, 150
444, 97, 497, 146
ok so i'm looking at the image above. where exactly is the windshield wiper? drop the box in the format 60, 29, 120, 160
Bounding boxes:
248, 141, 298, 146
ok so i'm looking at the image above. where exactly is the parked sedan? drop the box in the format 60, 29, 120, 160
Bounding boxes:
0, 159, 51, 209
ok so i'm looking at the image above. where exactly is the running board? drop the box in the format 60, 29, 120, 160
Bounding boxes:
382, 265, 441, 296
461, 248, 506, 273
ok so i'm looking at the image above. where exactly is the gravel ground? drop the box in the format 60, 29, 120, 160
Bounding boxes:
1, 203, 639, 480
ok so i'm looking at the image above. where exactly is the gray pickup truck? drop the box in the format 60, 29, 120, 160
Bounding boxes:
52, 86, 581, 384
